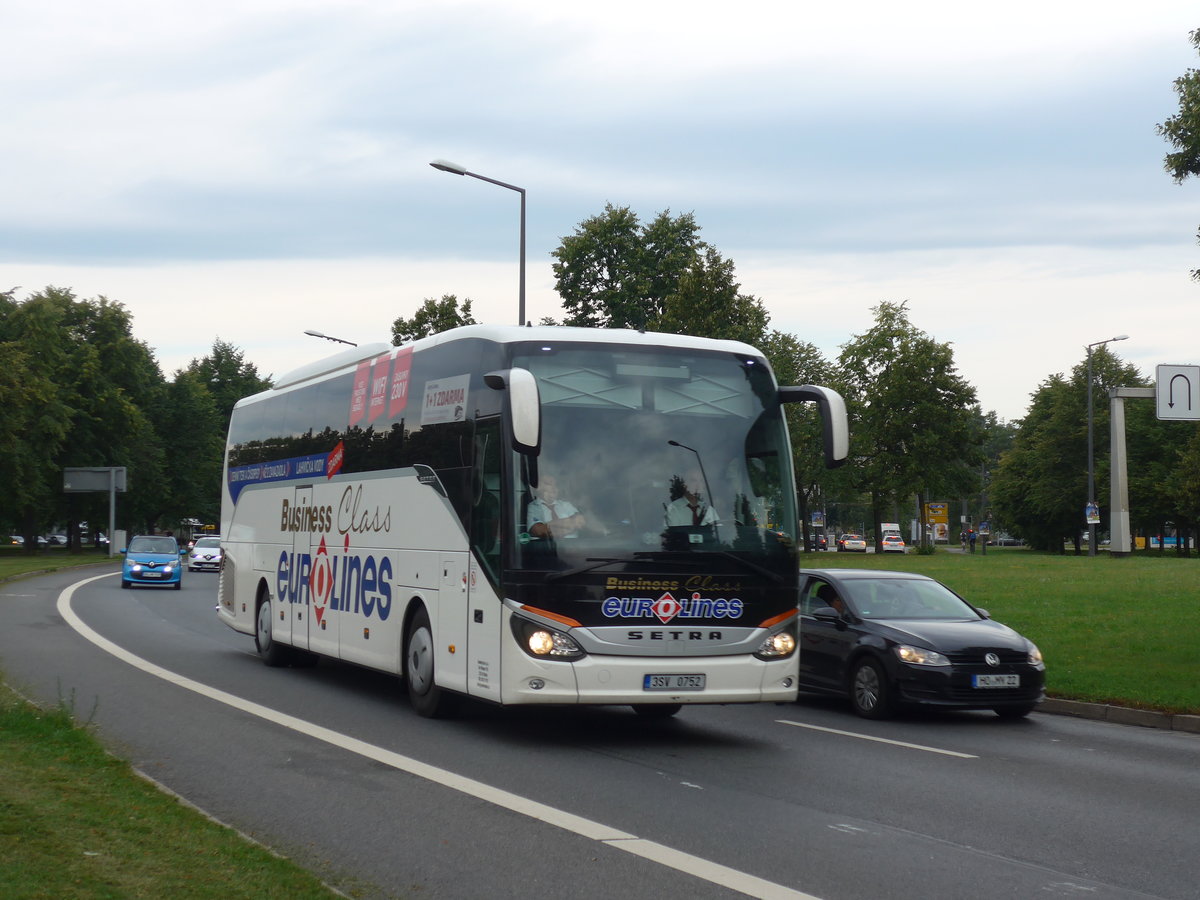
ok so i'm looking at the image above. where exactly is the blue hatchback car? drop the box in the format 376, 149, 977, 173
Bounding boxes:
121, 535, 184, 590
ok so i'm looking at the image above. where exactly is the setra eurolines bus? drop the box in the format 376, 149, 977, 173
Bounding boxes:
217, 325, 848, 718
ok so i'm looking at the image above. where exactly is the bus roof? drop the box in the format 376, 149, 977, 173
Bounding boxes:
264, 325, 767, 395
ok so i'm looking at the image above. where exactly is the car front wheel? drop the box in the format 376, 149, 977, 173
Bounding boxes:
850, 658, 894, 719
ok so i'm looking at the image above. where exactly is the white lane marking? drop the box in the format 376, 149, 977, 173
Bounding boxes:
58, 573, 820, 900
776, 719, 979, 759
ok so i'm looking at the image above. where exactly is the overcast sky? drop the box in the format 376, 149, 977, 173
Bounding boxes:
4, 1, 1199, 421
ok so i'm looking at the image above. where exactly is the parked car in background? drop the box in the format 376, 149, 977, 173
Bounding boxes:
881, 533, 906, 553
807, 534, 828, 551
8, 536, 23, 546
187, 536, 223, 572
121, 535, 184, 590
837, 533, 867, 552
797, 569, 1045, 719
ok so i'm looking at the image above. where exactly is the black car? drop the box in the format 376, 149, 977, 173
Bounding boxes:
798, 569, 1045, 719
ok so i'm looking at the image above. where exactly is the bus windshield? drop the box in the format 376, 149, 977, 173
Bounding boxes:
509, 343, 797, 576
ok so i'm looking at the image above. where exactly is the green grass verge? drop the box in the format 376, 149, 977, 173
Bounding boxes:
803, 548, 1200, 714
0, 549, 121, 581
0, 686, 345, 900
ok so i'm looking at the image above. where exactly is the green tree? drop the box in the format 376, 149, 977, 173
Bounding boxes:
0, 298, 72, 543
657, 247, 771, 346
836, 301, 983, 550
391, 294, 477, 345
552, 205, 704, 329
0, 287, 166, 545
991, 347, 1142, 552
760, 331, 836, 549
159, 372, 225, 527
184, 339, 273, 427
1156, 27, 1200, 280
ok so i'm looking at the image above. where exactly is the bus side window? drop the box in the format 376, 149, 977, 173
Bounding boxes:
471, 418, 502, 582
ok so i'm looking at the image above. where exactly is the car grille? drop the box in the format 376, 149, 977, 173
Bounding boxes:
945, 648, 1029, 666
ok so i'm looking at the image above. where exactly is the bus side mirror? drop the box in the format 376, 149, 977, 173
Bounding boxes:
485, 368, 541, 456
778, 385, 849, 469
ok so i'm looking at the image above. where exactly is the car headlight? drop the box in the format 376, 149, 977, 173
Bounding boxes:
1026, 641, 1044, 666
130, 564, 143, 573
754, 628, 797, 660
895, 644, 950, 667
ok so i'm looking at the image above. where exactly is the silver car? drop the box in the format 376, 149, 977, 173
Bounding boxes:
187, 536, 223, 572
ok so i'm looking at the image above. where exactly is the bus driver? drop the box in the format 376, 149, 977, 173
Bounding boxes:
527, 475, 587, 540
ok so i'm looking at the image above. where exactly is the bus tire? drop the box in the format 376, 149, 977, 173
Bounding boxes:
632, 703, 682, 719
405, 608, 451, 718
255, 591, 293, 667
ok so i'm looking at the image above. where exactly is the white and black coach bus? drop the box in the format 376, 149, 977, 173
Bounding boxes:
217, 325, 848, 717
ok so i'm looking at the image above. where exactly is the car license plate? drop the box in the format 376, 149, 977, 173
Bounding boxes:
643, 674, 705, 691
973, 674, 1019, 688
142, 571, 163, 578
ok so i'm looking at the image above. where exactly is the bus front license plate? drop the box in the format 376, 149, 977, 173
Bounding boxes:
643, 674, 705, 691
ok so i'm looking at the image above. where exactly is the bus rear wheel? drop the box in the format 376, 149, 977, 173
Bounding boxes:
255, 592, 293, 667
405, 608, 451, 718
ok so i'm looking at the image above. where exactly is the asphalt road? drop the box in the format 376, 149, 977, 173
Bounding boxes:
0, 566, 1196, 900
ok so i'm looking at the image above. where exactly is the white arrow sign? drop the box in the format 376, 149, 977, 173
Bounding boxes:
1156, 364, 1200, 421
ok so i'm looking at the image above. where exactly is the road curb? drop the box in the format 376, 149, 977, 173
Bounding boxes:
1040, 698, 1200, 734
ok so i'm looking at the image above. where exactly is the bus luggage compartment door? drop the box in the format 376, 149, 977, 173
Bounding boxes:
438, 552, 469, 694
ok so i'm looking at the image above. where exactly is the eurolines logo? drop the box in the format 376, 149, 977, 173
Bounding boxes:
277, 535, 393, 624
601, 591, 743, 624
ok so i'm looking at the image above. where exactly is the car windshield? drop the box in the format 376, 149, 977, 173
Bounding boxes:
842, 578, 980, 620
194, 538, 221, 549
129, 537, 178, 554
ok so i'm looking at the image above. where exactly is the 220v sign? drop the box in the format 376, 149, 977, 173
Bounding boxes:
643, 674, 706, 691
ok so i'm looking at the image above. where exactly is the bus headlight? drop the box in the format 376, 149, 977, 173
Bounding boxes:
512, 618, 585, 661
755, 629, 796, 660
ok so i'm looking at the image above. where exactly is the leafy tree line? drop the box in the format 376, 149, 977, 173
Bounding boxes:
991, 349, 1200, 553
0, 287, 270, 551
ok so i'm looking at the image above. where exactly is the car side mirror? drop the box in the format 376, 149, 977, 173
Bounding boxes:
811, 606, 843, 622
975, 607, 990, 619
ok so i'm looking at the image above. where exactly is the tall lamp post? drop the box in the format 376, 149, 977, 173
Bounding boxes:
430, 159, 526, 326
304, 329, 357, 347
1086, 333, 1129, 556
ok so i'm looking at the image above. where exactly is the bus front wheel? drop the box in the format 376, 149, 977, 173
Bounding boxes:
405, 609, 451, 718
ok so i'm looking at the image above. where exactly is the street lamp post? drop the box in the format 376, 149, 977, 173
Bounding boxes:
1086, 334, 1129, 556
304, 330, 357, 347
430, 159, 526, 326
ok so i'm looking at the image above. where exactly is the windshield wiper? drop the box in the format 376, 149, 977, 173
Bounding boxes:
543, 550, 783, 584
542, 557, 629, 583
689, 550, 784, 584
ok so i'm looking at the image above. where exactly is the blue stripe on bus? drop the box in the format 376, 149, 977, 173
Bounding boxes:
227, 452, 330, 502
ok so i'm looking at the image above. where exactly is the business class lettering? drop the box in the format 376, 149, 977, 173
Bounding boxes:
601, 591, 743, 624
